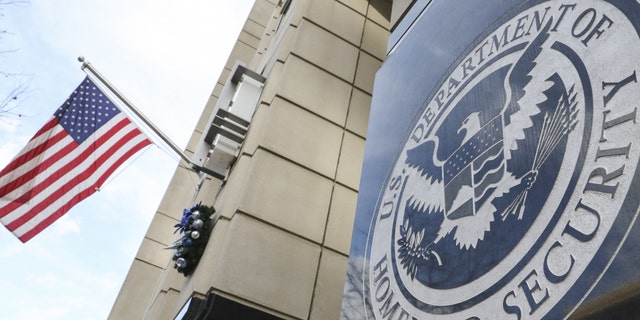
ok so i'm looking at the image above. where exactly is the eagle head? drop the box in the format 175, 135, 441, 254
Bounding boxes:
458, 112, 482, 143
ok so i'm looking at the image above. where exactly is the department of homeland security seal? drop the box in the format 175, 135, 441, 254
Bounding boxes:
366, 1, 640, 319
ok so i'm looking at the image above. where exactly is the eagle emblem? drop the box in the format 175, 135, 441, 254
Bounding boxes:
396, 20, 579, 279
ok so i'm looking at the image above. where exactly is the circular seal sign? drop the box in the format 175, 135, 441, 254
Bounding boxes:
366, 1, 640, 319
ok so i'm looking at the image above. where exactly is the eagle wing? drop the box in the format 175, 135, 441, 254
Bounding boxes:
503, 19, 555, 161
404, 138, 445, 214
398, 138, 446, 278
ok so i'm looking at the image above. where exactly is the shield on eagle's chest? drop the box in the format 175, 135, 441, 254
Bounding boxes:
443, 116, 505, 219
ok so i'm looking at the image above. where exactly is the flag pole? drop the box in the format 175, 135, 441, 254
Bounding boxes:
78, 56, 195, 167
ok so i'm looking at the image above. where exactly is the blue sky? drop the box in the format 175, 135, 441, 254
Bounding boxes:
0, 1, 254, 318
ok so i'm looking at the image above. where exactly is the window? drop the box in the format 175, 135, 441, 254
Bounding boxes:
176, 292, 283, 320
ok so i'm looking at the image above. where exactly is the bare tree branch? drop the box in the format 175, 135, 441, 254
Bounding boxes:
341, 256, 374, 320
0, 0, 31, 120
0, 1, 29, 6
0, 80, 28, 116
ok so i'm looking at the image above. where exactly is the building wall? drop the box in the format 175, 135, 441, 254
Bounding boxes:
109, 0, 391, 319
108, 1, 275, 319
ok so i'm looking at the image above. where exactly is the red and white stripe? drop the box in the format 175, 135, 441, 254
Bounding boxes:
0, 113, 151, 242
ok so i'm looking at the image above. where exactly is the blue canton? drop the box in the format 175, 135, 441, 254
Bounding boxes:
54, 77, 121, 144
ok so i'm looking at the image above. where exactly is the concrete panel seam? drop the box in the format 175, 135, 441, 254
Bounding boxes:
143, 236, 169, 248
300, 17, 362, 51
133, 257, 167, 271
322, 245, 349, 259
233, 205, 325, 247
366, 13, 391, 32
237, 38, 260, 51
279, 51, 357, 100
253, 142, 338, 182
246, 16, 270, 30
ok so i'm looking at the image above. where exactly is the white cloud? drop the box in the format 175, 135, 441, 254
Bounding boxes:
51, 214, 81, 236
0, 137, 24, 167
26, 271, 61, 288
0, 116, 21, 133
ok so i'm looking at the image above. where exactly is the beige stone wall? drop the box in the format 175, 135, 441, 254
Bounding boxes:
109, 0, 390, 319
108, 1, 275, 319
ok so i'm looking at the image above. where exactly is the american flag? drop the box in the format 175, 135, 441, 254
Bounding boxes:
0, 77, 151, 242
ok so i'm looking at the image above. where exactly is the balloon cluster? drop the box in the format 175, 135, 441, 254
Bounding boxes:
168, 203, 215, 276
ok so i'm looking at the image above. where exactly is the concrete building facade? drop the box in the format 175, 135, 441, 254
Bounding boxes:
109, 0, 391, 319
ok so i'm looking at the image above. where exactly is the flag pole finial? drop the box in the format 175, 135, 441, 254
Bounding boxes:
78, 56, 89, 70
